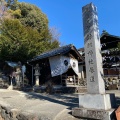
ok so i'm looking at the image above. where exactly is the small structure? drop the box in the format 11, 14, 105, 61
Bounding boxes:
27, 44, 84, 92
15, 66, 22, 87
34, 64, 41, 86
2, 61, 23, 88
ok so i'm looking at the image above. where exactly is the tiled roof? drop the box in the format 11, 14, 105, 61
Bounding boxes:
100, 32, 120, 39
5, 61, 18, 67
28, 44, 81, 62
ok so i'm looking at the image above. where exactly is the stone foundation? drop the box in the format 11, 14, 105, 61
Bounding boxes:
72, 93, 116, 120
72, 107, 116, 120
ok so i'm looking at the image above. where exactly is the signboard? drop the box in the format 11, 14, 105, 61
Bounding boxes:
22, 65, 26, 73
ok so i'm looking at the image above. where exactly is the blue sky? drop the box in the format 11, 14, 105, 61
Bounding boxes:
19, 0, 120, 49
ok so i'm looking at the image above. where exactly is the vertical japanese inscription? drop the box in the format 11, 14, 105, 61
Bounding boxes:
82, 3, 105, 94
83, 3, 99, 83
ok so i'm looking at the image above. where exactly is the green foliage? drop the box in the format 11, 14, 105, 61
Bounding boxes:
10, 2, 49, 33
0, 1, 60, 63
8, 9, 21, 18
0, 19, 59, 62
0, 19, 28, 61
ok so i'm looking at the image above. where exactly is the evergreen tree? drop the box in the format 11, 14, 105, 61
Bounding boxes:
0, 1, 60, 62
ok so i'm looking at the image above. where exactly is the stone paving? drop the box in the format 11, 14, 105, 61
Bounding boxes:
0, 89, 120, 120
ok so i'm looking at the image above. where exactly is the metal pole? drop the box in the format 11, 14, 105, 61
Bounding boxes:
23, 72, 24, 87
11, 77, 13, 86
32, 66, 33, 86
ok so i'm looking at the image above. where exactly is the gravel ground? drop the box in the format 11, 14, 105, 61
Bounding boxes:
0, 89, 119, 120
0, 89, 80, 120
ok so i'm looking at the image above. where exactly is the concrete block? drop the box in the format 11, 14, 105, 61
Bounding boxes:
72, 107, 115, 120
79, 93, 116, 110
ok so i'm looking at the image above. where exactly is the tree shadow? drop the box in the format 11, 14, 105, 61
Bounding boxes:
24, 92, 79, 108
23, 92, 119, 120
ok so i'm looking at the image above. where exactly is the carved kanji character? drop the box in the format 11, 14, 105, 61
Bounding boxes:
90, 76, 95, 82
87, 42, 92, 48
85, 34, 92, 42
89, 67, 94, 73
88, 59, 94, 65
87, 50, 93, 56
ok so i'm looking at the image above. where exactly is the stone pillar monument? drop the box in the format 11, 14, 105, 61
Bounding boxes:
34, 64, 41, 86
72, 3, 116, 120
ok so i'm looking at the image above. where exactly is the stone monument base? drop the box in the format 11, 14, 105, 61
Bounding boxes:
72, 107, 115, 120
78, 93, 116, 110
72, 93, 116, 120
33, 86, 46, 93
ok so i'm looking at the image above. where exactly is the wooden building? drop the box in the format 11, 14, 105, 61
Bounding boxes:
27, 44, 84, 87
27, 32, 120, 90
78, 32, 120, 80
101, 32, 120, 78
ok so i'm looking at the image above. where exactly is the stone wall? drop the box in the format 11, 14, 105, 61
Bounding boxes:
105, 77, 120, 90
0, 102, 39, 120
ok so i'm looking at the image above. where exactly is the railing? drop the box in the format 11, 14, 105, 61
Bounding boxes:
61, 75, 87, 87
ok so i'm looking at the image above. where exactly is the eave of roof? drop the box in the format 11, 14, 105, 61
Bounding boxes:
100, 33, 120, 50
100, 33, 120, 44
100, 32, 120, 40
28, 44, 83, 63
5, 61, 18, 68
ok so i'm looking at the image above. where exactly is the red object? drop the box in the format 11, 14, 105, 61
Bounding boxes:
115, 106, 120, 120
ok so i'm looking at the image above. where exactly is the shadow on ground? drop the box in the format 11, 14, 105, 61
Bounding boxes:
23, 92, 119, 120
25, 92, 79, 108
24, 92, 120, 108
